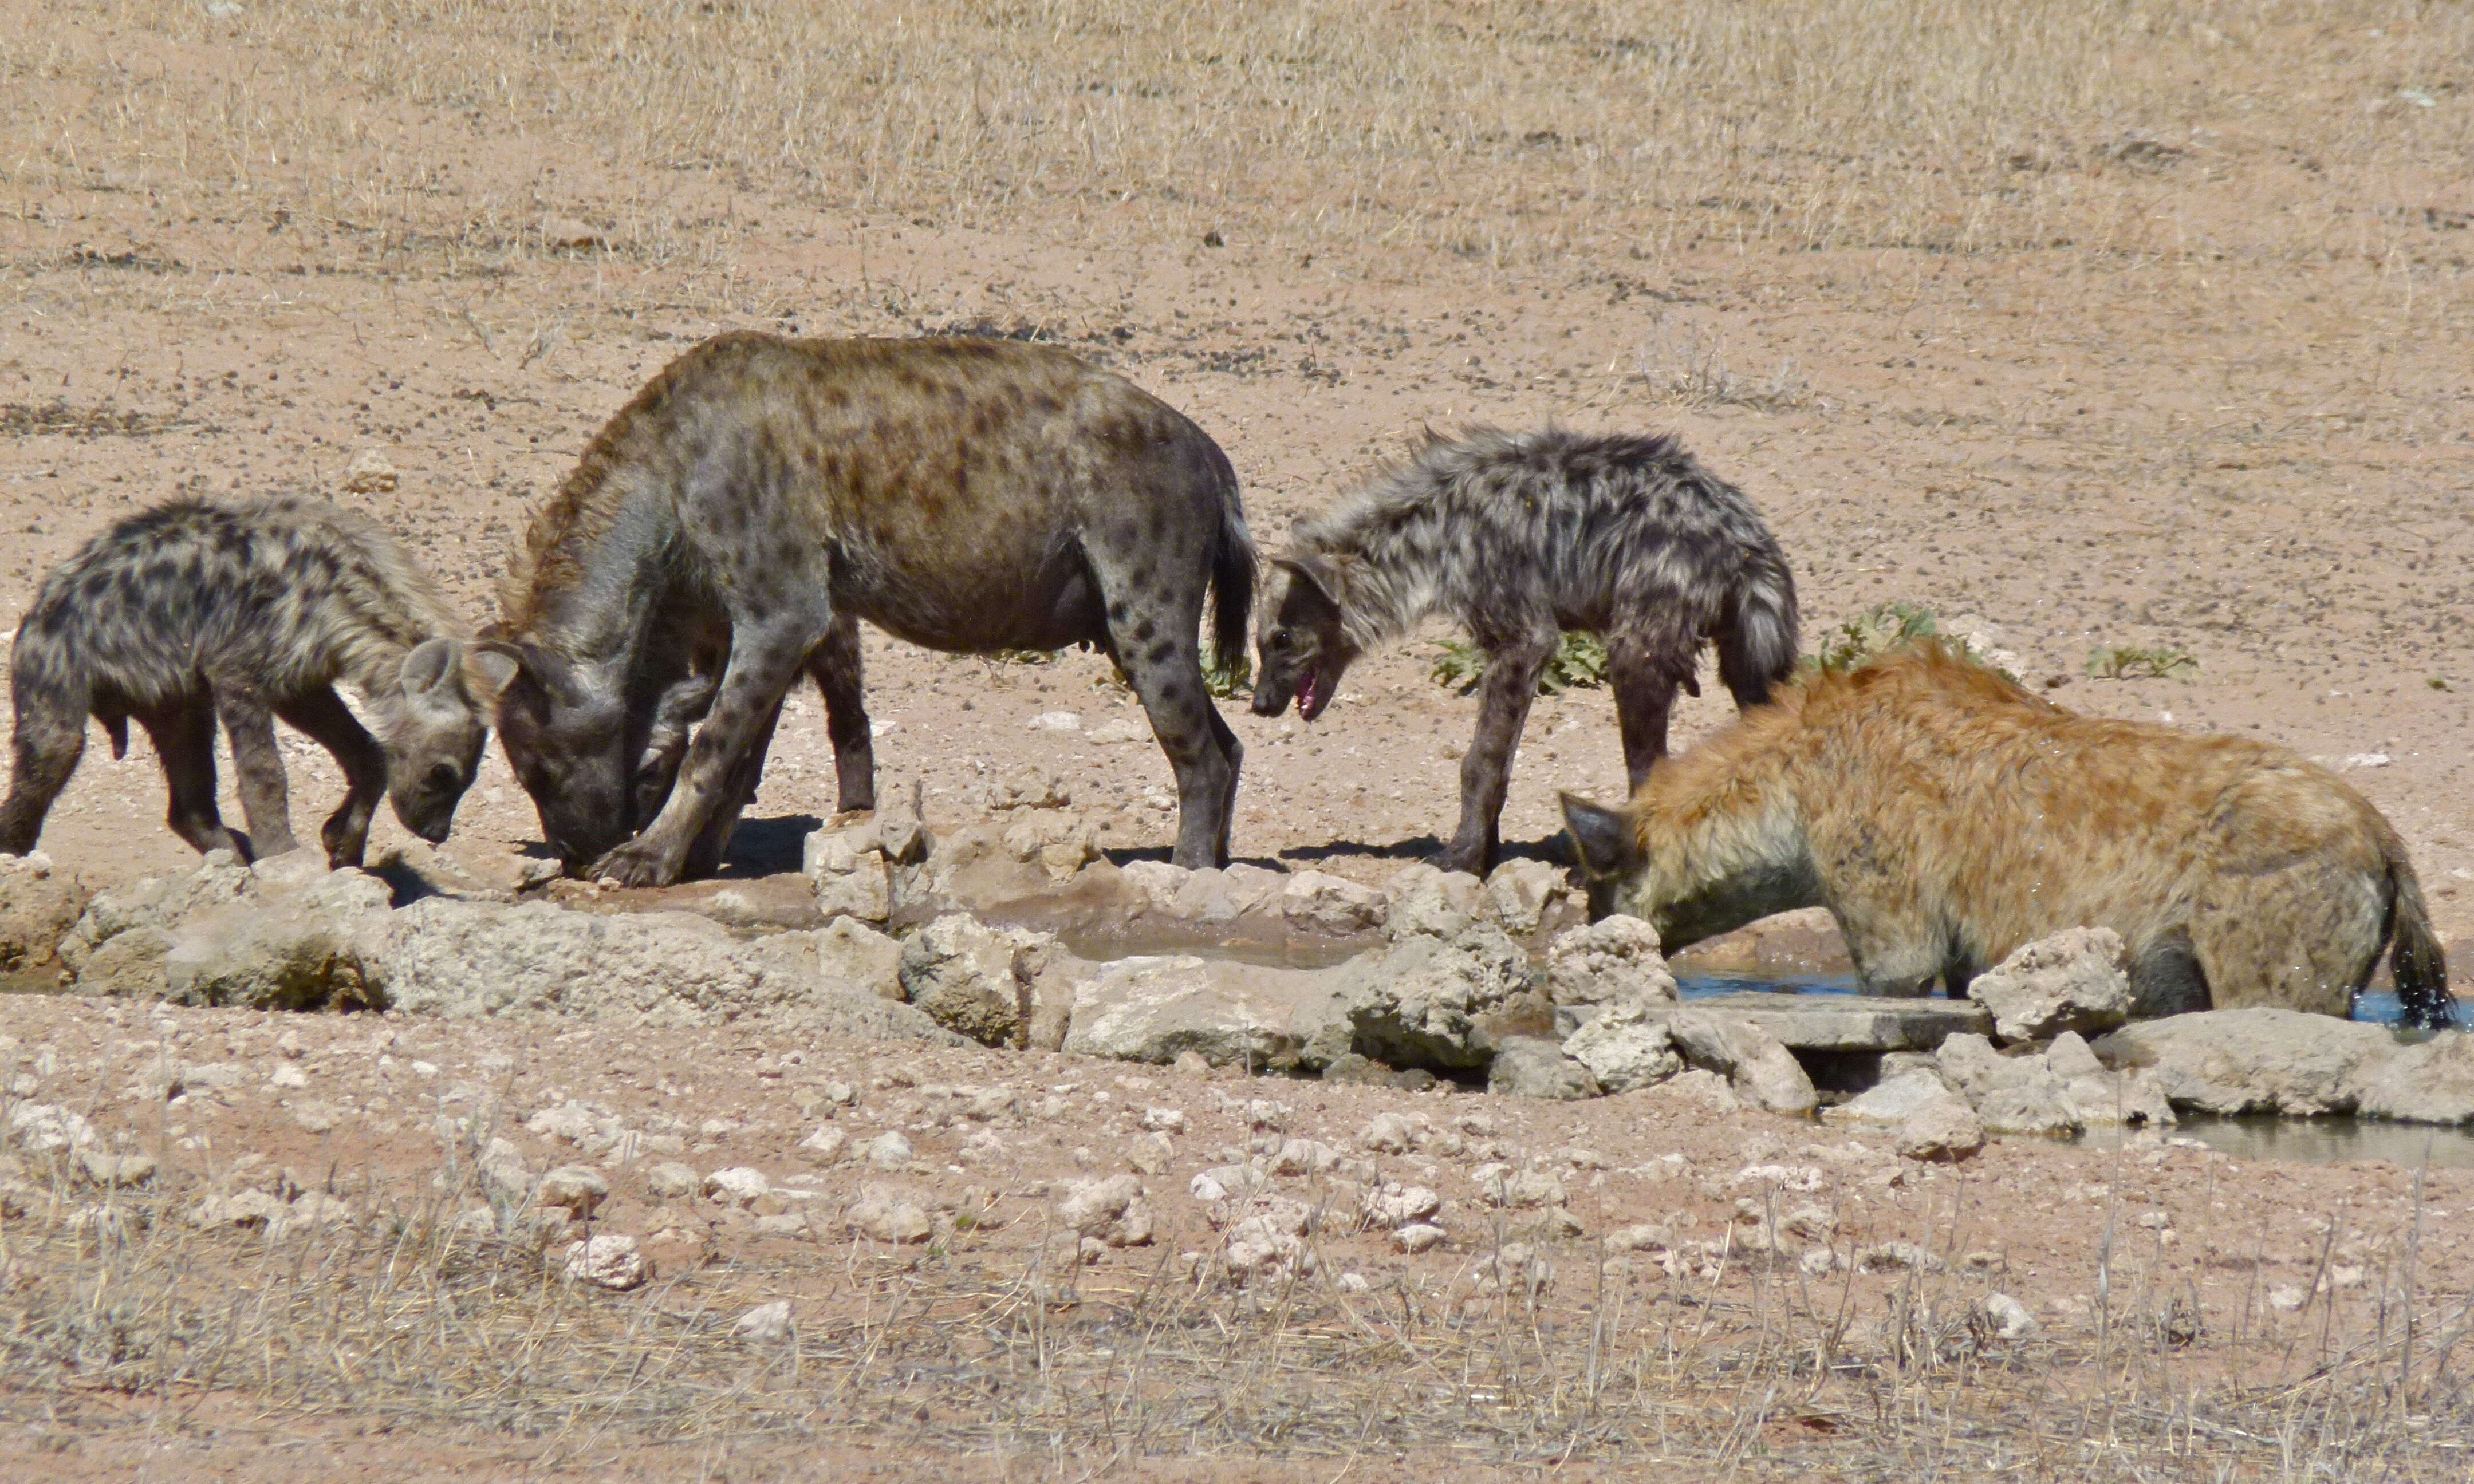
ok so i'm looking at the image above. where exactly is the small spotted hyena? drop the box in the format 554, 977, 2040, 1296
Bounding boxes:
487, 331, 1255, 885
0, 497, 511, 867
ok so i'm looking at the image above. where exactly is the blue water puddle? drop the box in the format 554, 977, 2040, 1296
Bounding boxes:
1677, 973, 2444, 1028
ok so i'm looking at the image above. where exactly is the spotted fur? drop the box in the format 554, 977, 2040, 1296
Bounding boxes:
487, 332, 1255, 885
1561, 642, 2455, 1027
1252, 427, 1797, 874
0, 496, 508, 867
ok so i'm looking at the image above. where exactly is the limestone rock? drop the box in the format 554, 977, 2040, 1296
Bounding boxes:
0, 852, 89, 972
1895, 1102, 1985, 1162
2091, 1008, 2401, 1116
848, 1185, 933, 1243
1483, 858, 1565, 933
733, 1300, 794, 1342
875, 777, 933, 865
897, 913, 1046, 1047
1823, 1071, 1971, 1131
159, 867, 393, 1010
1666, 1010, 1818, 1115
1562, 1001, 1683, 1093
804, 828, 891, 923
807, 917, 905, 1001
1545, 915, 1678, 1010
1967, 927, 2134, 1042
1273, 870, 1387, 935
537, 1165, 610, 1218
1488, 1037, 1602, 1099
1382, 863, 1484, 941
2352, 1033, 2474, 1125
1000, 808, 1099, 881
564, 1233, 649, 1290
1339, 922, 1531, 1071
1059, 954, 1346, 1071
1057, 1174, 1153, 1246
1170, 863, 1285, 923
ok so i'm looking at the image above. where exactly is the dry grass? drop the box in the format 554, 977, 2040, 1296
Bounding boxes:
6, 1147, 2473, 1475
6, 0, 2470, 282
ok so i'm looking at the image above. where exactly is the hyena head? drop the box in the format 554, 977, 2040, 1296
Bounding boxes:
1558, 788, 1818, 950
484, 641, 633, 873
1251, 554, 1360, 721
383, 639, 519, 845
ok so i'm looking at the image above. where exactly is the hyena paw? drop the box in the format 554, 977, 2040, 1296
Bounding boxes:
588, 838, 687, 888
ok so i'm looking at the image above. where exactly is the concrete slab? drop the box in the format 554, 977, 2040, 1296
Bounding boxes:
1649, 993, 1991, 1052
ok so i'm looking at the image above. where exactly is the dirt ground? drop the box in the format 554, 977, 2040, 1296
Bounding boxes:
2, 1, 2472, 1476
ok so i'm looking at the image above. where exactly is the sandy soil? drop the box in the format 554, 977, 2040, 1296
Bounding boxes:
2, 1, 2472, 1475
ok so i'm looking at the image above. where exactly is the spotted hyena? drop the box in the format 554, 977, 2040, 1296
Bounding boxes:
1250, 428, 1798, 875
0, 497, 511, 867
1560, 642, 2456, 1027
486, 332, 1255, 885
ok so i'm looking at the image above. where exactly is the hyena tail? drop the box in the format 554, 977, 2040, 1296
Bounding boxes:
1714, 547, 1800, 708
1209, 484, 1258, 679
2386, 846, 2457, 1030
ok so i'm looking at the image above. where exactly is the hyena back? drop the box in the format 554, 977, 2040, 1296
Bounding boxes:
487, 332, 1255, 885
1561, 642, 2455, 1027
0, 497, 510, 867
1251, 427, 1797, 875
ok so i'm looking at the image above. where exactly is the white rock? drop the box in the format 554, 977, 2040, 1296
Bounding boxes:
1483, 858, 1565, 933
1982, 1292, 2041, 1339
863, 1132, 915, 1169
1545, 915, 1677, 1009
1028, 712, 1082, 732
1057, 1174, 1153, 1246
1275, 870, 1388, 935
1394, 1222, 1448, 1253
1088, 716, 1149, 745
2092, 1008, 2401, 1116
799, 1126, 848, 1161
1563, 1001, 1683, 1092
733, 1300, 794, 1342
1339, 922, 1531, 1071
1061, 954, 1348, 1072
563, 1234, 648, 1290
1967, 928, 2135, 1041
1360, 1182, 1442, 1230
537, 1165, 610, 1218
1382, 863, 1484, 940
1666, 1011, 1817, 1115
644, 1161, 698, 1199
702, 1167, 771, 1207
848, 1185, 932, 1244
899, 914, 1043, 1047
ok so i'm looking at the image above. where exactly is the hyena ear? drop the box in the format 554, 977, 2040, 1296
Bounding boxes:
1559, 792, 1642, 881
1274, 553, 1344, 615
400, 638, 459, 700
465, 643, 521, 703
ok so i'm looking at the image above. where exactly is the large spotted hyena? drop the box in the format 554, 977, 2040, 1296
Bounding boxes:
0, 497, 508, 867
486, 332, 1255, 885
1561, 642, 2456, 1027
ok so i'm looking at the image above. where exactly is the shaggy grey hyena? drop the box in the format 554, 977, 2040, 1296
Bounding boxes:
1251, 428, 1798, 875
486, 331, 1255, 885
0, 497, 511, 867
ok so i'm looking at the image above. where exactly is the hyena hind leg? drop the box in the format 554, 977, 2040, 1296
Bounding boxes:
213, 681, 299, 860
1109, 623, 1237, 871
809, 615, 876, 815
139, 700, 246, 859
2128, 929, 2211, 1017
1606, 628, 1699, 793
0, 693, 89, 856
275, 686, 388, 869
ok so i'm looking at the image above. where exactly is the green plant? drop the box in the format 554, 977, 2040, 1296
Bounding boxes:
1809, 601, 1943, 673
2086, 644, 2198, 681
1201, 650, 1253, 700
1431, 633, 1610, 697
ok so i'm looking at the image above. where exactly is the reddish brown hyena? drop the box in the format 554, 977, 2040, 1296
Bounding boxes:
1560, 643, 2455, 1027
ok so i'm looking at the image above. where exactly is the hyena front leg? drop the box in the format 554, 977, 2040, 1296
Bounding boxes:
139, 699, 246, 859
681, 698, 782, 879
0, 687, 89, 856
809, 614, 876, 814
595, 613, 821, 887
211, 680, 299, 860
1829, 897, 1951, 997
1445, 629, 1555, 877
275, 686, 388, 869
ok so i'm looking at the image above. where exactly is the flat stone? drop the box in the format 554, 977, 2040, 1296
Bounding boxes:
1641, 992, 1990, 1053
